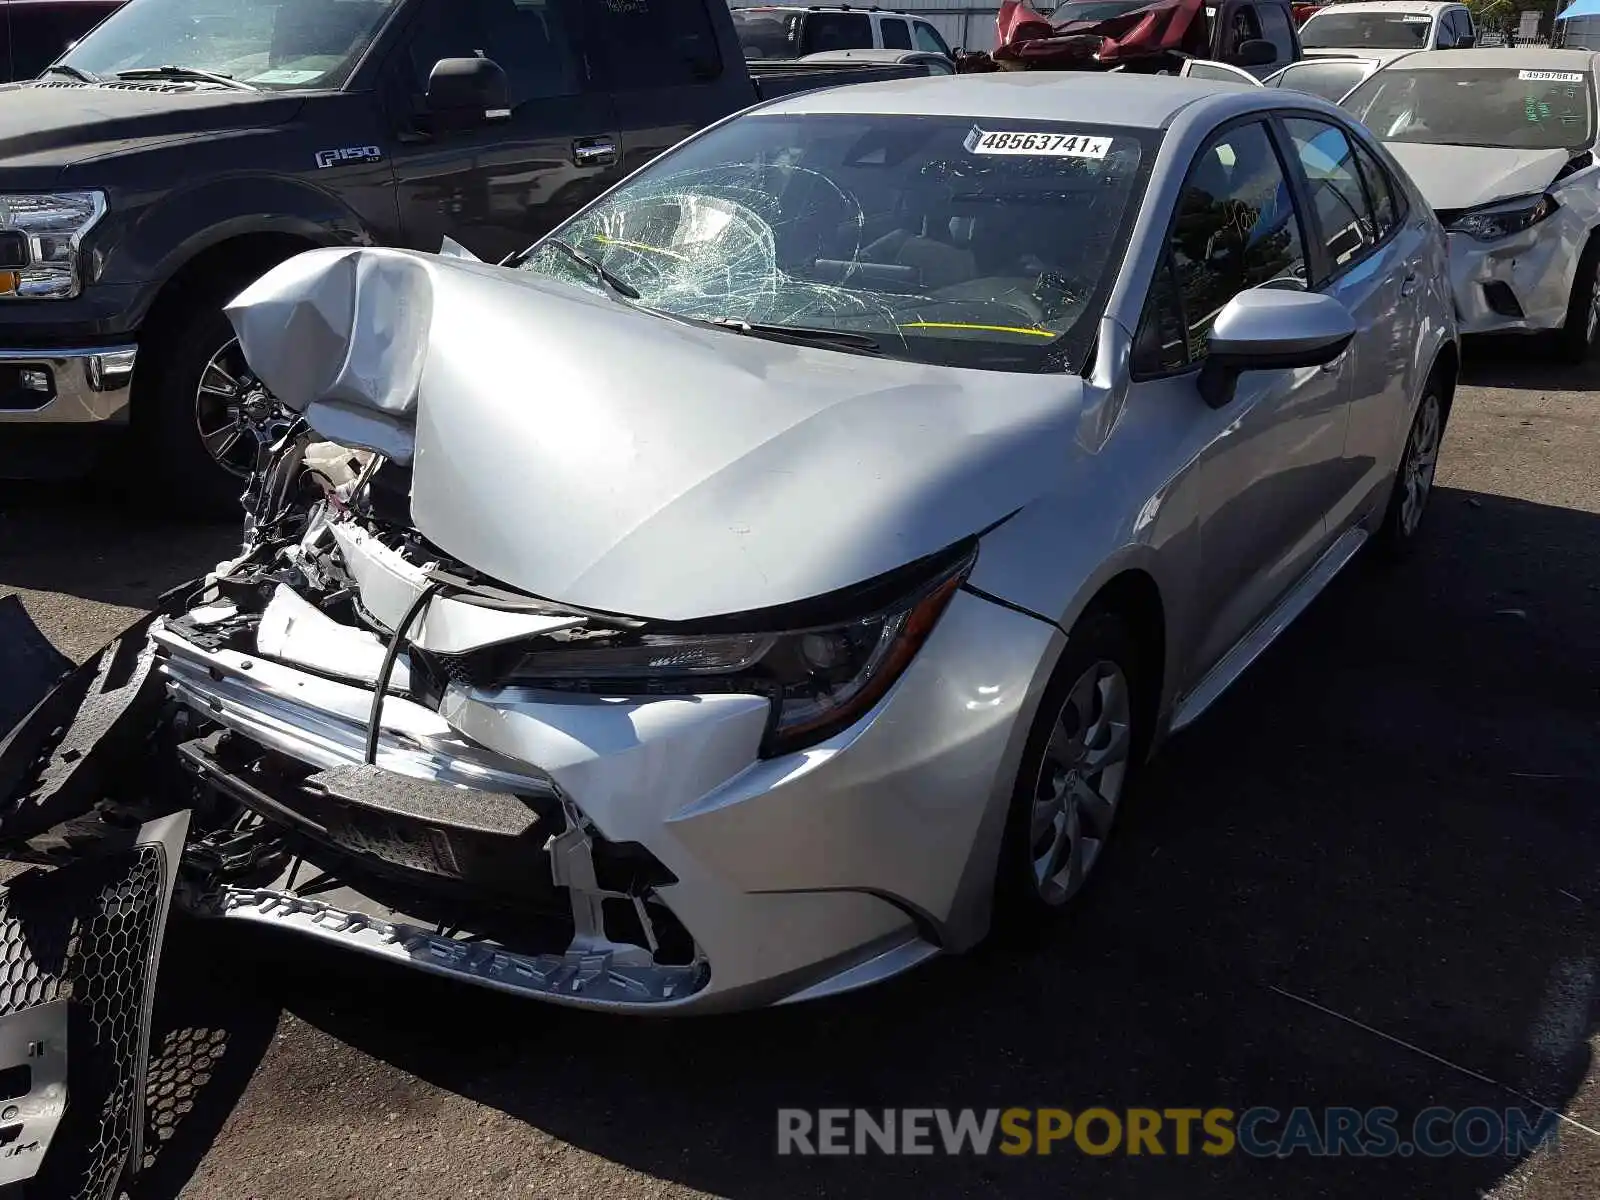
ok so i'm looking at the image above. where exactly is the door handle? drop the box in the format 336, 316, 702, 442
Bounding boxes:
1400, 272, 1419, 297
572, 138, 617, 167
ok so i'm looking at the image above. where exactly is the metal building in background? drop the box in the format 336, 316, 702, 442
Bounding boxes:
726, 2, 1006, 52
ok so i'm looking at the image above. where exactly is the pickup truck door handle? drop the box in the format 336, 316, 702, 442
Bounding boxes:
572, 138, 617, 167
1400, 272, 1419, 297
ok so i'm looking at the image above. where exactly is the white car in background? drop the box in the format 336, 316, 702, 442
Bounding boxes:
1299, 1, 1477, 60
1180, 53, 1383, 102
1340, 48, 1600, 360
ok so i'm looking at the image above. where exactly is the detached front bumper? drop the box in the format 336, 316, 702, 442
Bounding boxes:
150, 587, 1061, 1014
1446, 221, 1582, 336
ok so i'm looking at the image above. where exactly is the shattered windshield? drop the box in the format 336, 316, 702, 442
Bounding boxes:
1342, 67, 1595, 150
518, 113, 1155, 373
1300, 11, 1433, 49
59, 0, 397, 89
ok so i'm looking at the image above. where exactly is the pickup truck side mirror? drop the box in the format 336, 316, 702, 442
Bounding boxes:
426, 57, 511, 131
1232, 39, 1278, 67
1456, 34, 1476, 47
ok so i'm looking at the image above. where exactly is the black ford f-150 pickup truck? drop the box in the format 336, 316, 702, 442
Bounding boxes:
0, 0, 931, 510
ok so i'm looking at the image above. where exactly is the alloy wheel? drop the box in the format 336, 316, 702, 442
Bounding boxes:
1399, 392, 1442, 537
1029, 660, 1132, 906
193, 338, 292, 478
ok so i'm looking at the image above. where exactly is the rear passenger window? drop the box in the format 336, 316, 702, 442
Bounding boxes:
591, 0, 722, 88
1158, 120, 1309, 363
880, 18, 913, 49
1284, 117, 1379, 273
804, 12, 873, 52
1351, 138, 1401, 240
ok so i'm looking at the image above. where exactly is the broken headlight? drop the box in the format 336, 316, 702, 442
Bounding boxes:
1445, 193, 1557, 243
504, 548, 974, 756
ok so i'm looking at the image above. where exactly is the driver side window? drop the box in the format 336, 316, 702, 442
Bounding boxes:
1134, 120, 1309, 373
404, 0, 584, 107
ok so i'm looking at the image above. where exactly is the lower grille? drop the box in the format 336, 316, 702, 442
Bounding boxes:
0, 814, 184, 1199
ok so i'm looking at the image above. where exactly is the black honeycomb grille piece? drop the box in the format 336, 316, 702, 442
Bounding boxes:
0, 844, 165, 1199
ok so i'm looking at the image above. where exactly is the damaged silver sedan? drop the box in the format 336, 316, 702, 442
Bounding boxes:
2, 74, 1458, 1016
1342, 48, 1600, 360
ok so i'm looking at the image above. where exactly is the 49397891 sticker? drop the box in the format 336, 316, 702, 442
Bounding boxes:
965, 129, 1113, 158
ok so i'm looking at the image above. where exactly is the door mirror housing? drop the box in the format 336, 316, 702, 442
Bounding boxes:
1455, 34, 1476, 47
1233, 38, 1278, 67
425, 57, 511, 131
1198, 287, 1355, 408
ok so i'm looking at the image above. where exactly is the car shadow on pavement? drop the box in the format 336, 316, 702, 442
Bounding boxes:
0, 480, 235, 626
138, 484, 1600, 1199
1460, 337, 1600, 392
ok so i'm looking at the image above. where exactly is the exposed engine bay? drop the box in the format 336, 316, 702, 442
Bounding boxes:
143, 432, 712, 1006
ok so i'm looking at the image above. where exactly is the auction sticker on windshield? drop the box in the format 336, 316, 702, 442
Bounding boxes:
1519, 70, 1585, 83
966, 129, 1112, 157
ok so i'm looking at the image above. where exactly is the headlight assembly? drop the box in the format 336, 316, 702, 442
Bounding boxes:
502, 547, 976, 756
0, 191, 107, 299
1445, 193, 1557, 243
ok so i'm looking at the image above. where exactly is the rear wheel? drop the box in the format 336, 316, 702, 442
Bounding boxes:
1375, 378, 1446, 559
1553, 238, 1600, 364
996, 611, 1144, 925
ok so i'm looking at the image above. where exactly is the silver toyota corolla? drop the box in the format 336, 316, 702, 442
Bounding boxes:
16, 73, 1457, 1014
1341, 48, 1600, 360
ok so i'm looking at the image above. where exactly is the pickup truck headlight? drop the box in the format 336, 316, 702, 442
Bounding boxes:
1445, 193, 1557, 243
0, 191, 107, 299
502, 549, 974, 756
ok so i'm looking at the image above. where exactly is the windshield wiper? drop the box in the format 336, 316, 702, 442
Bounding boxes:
114, 65, 255, 91
544, 237, 641, 300
42, 63, 99, 84
707, 317, 882, 355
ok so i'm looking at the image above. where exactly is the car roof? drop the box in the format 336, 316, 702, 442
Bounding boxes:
1303, 1, 1459, 13
1375, 46, 1600, 71
758, 71, 1259, 129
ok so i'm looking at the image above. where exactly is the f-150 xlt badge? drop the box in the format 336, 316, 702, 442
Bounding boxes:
315, 145, 384, 169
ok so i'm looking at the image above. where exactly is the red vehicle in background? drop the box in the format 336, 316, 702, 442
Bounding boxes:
958, 0, 1301, 76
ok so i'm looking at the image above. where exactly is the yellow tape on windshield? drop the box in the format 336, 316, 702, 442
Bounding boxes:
591, 235, 686, 261
899, 321, 1056, 338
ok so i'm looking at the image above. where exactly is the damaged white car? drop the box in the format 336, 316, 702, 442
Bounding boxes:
1341, 48, 1600, 360
1, 73, 1457, 1015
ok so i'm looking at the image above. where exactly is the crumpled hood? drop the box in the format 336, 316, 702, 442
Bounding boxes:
0, 82, 302, 172
225, 247, 1086, 622
1384, 142, 1572, 213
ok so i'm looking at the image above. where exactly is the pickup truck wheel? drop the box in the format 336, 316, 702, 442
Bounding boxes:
141, 297, 290, 516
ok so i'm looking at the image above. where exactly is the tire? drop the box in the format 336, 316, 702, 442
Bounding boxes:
136, 287, 286, 517
1374, 374, 1447, 560
995, 609, 1147, 929
1553, 238, 1600, 365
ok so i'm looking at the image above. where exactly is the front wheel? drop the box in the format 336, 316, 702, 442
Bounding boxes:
138, 296, 292, 516
996, 611, 1143, 926
1553, 240, 1600, 364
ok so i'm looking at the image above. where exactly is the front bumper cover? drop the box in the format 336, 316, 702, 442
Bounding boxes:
1445, 217, 1584, 336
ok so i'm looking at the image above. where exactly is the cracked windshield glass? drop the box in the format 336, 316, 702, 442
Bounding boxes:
518, 114, 1154, 372
60, 0, 398, 89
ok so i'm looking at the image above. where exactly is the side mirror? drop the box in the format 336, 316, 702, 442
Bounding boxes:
425, 57, 510, 131
1456, 34, 1476, 47
1198, 287, 1354, 408
1233, 38, 1278, 67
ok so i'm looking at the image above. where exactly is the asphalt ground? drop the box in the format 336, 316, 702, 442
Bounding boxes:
1, 339, 1597, 1199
